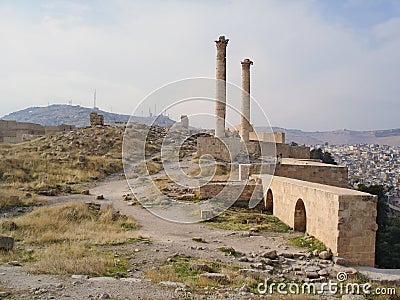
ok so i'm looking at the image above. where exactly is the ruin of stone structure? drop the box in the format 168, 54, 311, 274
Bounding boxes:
90, 112, 104, 126
0, 120, 75, 144
180, 115, 189, 129
196, 35, 378, 266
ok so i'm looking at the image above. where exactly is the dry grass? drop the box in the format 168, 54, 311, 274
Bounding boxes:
0, 202, 139, 245
0, 188, 42, 210
0, 202, 140, 276
28, 243, 115, 276
0, 126, 124, 197
0, 248, 35, 265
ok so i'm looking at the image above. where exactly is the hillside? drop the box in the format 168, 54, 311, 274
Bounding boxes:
263, 127, 400, 147
2, 105, 400, 146
1, 104, 175, 127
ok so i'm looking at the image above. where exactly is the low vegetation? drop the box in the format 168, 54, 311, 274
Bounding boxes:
0, 188, 41, 210
0, 202, 140, 276
0, 126, 124, 205
204, 208, 291, 232
310, 148, 337, 165
145, 254, 256, 288
358, 184, 400, 268
289, 234, 327, 252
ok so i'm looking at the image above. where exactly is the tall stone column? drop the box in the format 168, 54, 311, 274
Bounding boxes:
240, 58, 253, 142
215, 36, 229, 138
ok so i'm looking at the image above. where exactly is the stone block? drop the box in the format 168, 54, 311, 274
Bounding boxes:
0, 236, 14, 251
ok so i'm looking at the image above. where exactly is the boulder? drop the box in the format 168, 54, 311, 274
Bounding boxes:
0, 236, 14, 251
319, 251, 332, 260
200, 273, 228, 284
332, 256, 349, 267
238, 268, 273, 280
261, 250, 278, 259
312, 249, 320, 257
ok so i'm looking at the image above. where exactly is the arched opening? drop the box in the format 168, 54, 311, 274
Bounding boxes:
294, 199, 306, 232
264, 189, 273, 214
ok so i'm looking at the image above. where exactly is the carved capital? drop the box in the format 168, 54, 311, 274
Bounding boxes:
241, 58, 253, 67
215, 35, 229, 50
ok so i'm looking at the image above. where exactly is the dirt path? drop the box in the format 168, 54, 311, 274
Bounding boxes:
0, 175, 305, 300
90, 177, 300, 254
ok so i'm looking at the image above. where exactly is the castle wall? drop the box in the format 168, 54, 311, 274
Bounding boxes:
257, 175, 377, 266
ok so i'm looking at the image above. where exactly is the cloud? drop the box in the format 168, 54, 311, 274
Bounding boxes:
0, 0, 399, 131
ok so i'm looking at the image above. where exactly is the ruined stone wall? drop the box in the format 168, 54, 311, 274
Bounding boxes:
180, 115, 189, 129
336, 195, 377, 266
197, 181, 263, 208
197, 136, 309, 161
0, 120, 45, 143
275, 143, 310, 159
249, 132, 285, 143
0, 120, 77, 144
196, 136, 244, 161
90, 112, 104, 126
258, 175, 377, 266
251, 163, 348, 188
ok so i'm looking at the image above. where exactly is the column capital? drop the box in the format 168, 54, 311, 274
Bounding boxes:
241, 58, 253, 66
215, 36, 229, 49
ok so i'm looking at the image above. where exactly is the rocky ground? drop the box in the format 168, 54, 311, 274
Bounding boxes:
1, 124, 400, 299
1, 174, 399, 299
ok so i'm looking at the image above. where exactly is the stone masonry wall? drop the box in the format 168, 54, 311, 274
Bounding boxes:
251, 163, 348, 188
337, 195, 378, 266
0, 120, 45, 143
90, 112, 104, 126
258, 175, 377, 266
249, 132, 285, 143
197, 136, 308, 162
197, 181, 263, 208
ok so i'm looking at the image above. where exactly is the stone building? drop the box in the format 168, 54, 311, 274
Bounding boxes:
196, 36, 377, 266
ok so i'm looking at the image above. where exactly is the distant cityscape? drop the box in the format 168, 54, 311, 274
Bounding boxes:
315, 143, 400, 209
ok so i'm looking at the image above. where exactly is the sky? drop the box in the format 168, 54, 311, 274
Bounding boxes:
0, 0, 399, 131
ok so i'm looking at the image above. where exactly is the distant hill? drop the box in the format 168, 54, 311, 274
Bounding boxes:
2, 105, 400, 146
1, 105, 175, 127
261, 127, 400, 147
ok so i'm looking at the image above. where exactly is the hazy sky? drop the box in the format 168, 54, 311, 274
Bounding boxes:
1, 0, 399, 131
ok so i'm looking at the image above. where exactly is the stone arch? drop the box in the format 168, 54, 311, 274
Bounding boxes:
264, 189, 273, 214
294, 199, 307, 232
